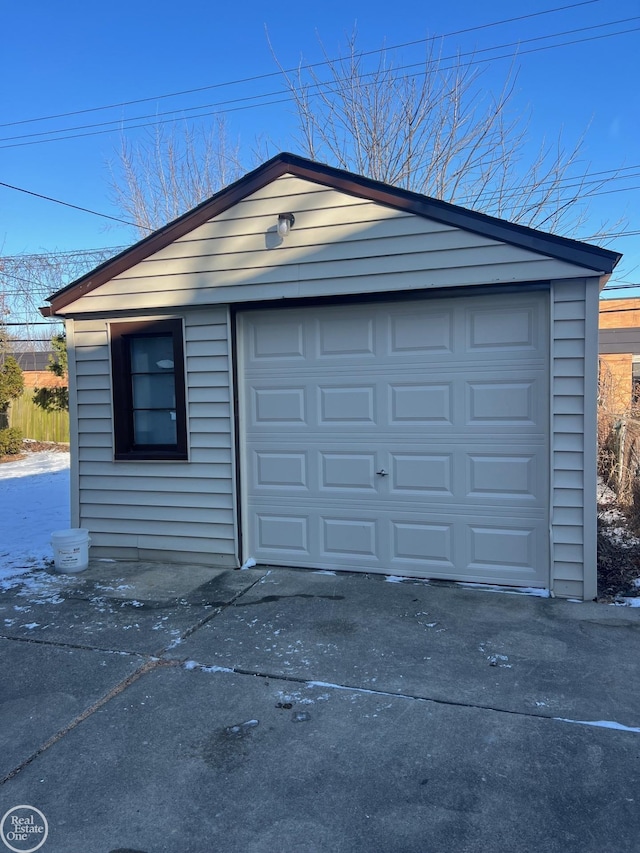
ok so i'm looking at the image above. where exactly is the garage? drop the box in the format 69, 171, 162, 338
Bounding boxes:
239, 290, 549, 586
44, 152, 621, 599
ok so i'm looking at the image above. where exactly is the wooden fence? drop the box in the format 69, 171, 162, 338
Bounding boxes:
9, 389, 69, 443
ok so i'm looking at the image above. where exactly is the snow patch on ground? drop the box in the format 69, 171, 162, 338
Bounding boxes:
598, 476, 640, 549
0, 568, 78, 605
457, 582, 550, 598
597, 479, 617, 505
599, 506, 640, 548
597, 477, 640, 602
183, 660, 235, 674
0, 451, 70, 582
555, 718, 640, 734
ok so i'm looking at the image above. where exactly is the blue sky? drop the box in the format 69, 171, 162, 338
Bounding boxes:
1, 0, 638, 298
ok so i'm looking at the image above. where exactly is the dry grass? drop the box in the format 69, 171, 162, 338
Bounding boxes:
597, 528, 640, 602
0, 439, 69, 465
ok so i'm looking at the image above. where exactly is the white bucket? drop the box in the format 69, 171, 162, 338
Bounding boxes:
51, 528, 91, 573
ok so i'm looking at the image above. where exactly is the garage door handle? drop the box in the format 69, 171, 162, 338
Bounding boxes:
376, 469, 388, 476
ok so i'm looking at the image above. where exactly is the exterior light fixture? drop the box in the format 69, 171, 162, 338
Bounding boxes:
277, 212, 295, 237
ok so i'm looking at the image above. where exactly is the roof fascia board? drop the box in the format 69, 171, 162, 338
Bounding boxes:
46, 157, 293, 313
45, 152, 621, 315
286, 157, 621, 274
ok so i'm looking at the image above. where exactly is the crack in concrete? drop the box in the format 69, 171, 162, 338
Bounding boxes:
152, 572, 269, 657
0, 633, 148, 658
0, 578, 266, 787
178, 660, 600, 729
0, 658, 179, 786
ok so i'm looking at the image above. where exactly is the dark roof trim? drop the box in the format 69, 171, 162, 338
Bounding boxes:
599, 328, 640, 354
7, 351, 54, 371
45, 152, 622, 314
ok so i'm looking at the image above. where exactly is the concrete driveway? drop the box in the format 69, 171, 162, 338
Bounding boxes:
1, 561, 639, 853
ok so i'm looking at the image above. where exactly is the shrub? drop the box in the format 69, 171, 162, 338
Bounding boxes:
0, 427, 23, 456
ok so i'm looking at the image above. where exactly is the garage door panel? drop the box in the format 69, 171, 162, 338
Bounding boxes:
321, 517, 378, 558
467, 454, 537, 500
390, 453, 453, 495
392, 522, 455, 568
251, 318, 305, 360
466, 304, 537, 351
467, 380, 536, 424
389, 309, 454, 353
389, 383, 453, 423
319, 385, 376, 423
317, 314, 375, 357
467, 524, 536, 573
321, 453, 377, 491
255, 513, 310, 554
248, 442, 544, 506
240, 292, 549, 586
254, 451, 308, 490
253, 387, 306, 424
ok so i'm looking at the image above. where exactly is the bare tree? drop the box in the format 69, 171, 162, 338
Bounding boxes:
108, 117, 245, 237
107, 33, 623, 242
272, 33, 618, 238
0, 247, 121, 347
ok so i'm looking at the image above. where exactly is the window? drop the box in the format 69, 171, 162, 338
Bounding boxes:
111, 319, 188, 460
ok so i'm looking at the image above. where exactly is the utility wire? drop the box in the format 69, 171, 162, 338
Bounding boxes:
603, 286, 640, 292
1, 19, 637, 150
0, 182, 636, 254
0, 181, 151, 230
0, 150, 636, 235
456, 169, 640, 208
0, 0, 604, 131
1, 246, 128, 261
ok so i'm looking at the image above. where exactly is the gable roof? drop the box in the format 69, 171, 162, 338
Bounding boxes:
43, 152, 622, 315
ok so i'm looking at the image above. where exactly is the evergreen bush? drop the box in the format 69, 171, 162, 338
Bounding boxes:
0, 427, 23, 456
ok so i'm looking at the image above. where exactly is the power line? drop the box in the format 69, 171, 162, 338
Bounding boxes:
582, 184, 640, 199
0, 155, 635, 246
0, 181, 149, 230
1, 246, 128, 261
0, 0, 604, 132
0, 179, 636, 250
1, 18, 638, 150
3, 15, 637, 145
456, 168, 640, 208
590, 230, 640, 239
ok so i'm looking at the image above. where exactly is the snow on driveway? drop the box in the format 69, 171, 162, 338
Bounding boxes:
0, 451, 70, 582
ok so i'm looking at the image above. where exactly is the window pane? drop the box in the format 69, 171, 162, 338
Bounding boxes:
128, 333, 178, 446
132, 374, 176, 409
130, 336, 175, 373
133, 410, 177, 445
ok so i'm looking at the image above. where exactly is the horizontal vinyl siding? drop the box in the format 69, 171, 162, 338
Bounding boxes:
551, 279, 590, 598
63, 175, 589, 316
73, 309, 237, 564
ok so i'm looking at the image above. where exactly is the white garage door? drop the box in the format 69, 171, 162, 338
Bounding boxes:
238, 292, 549, 587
